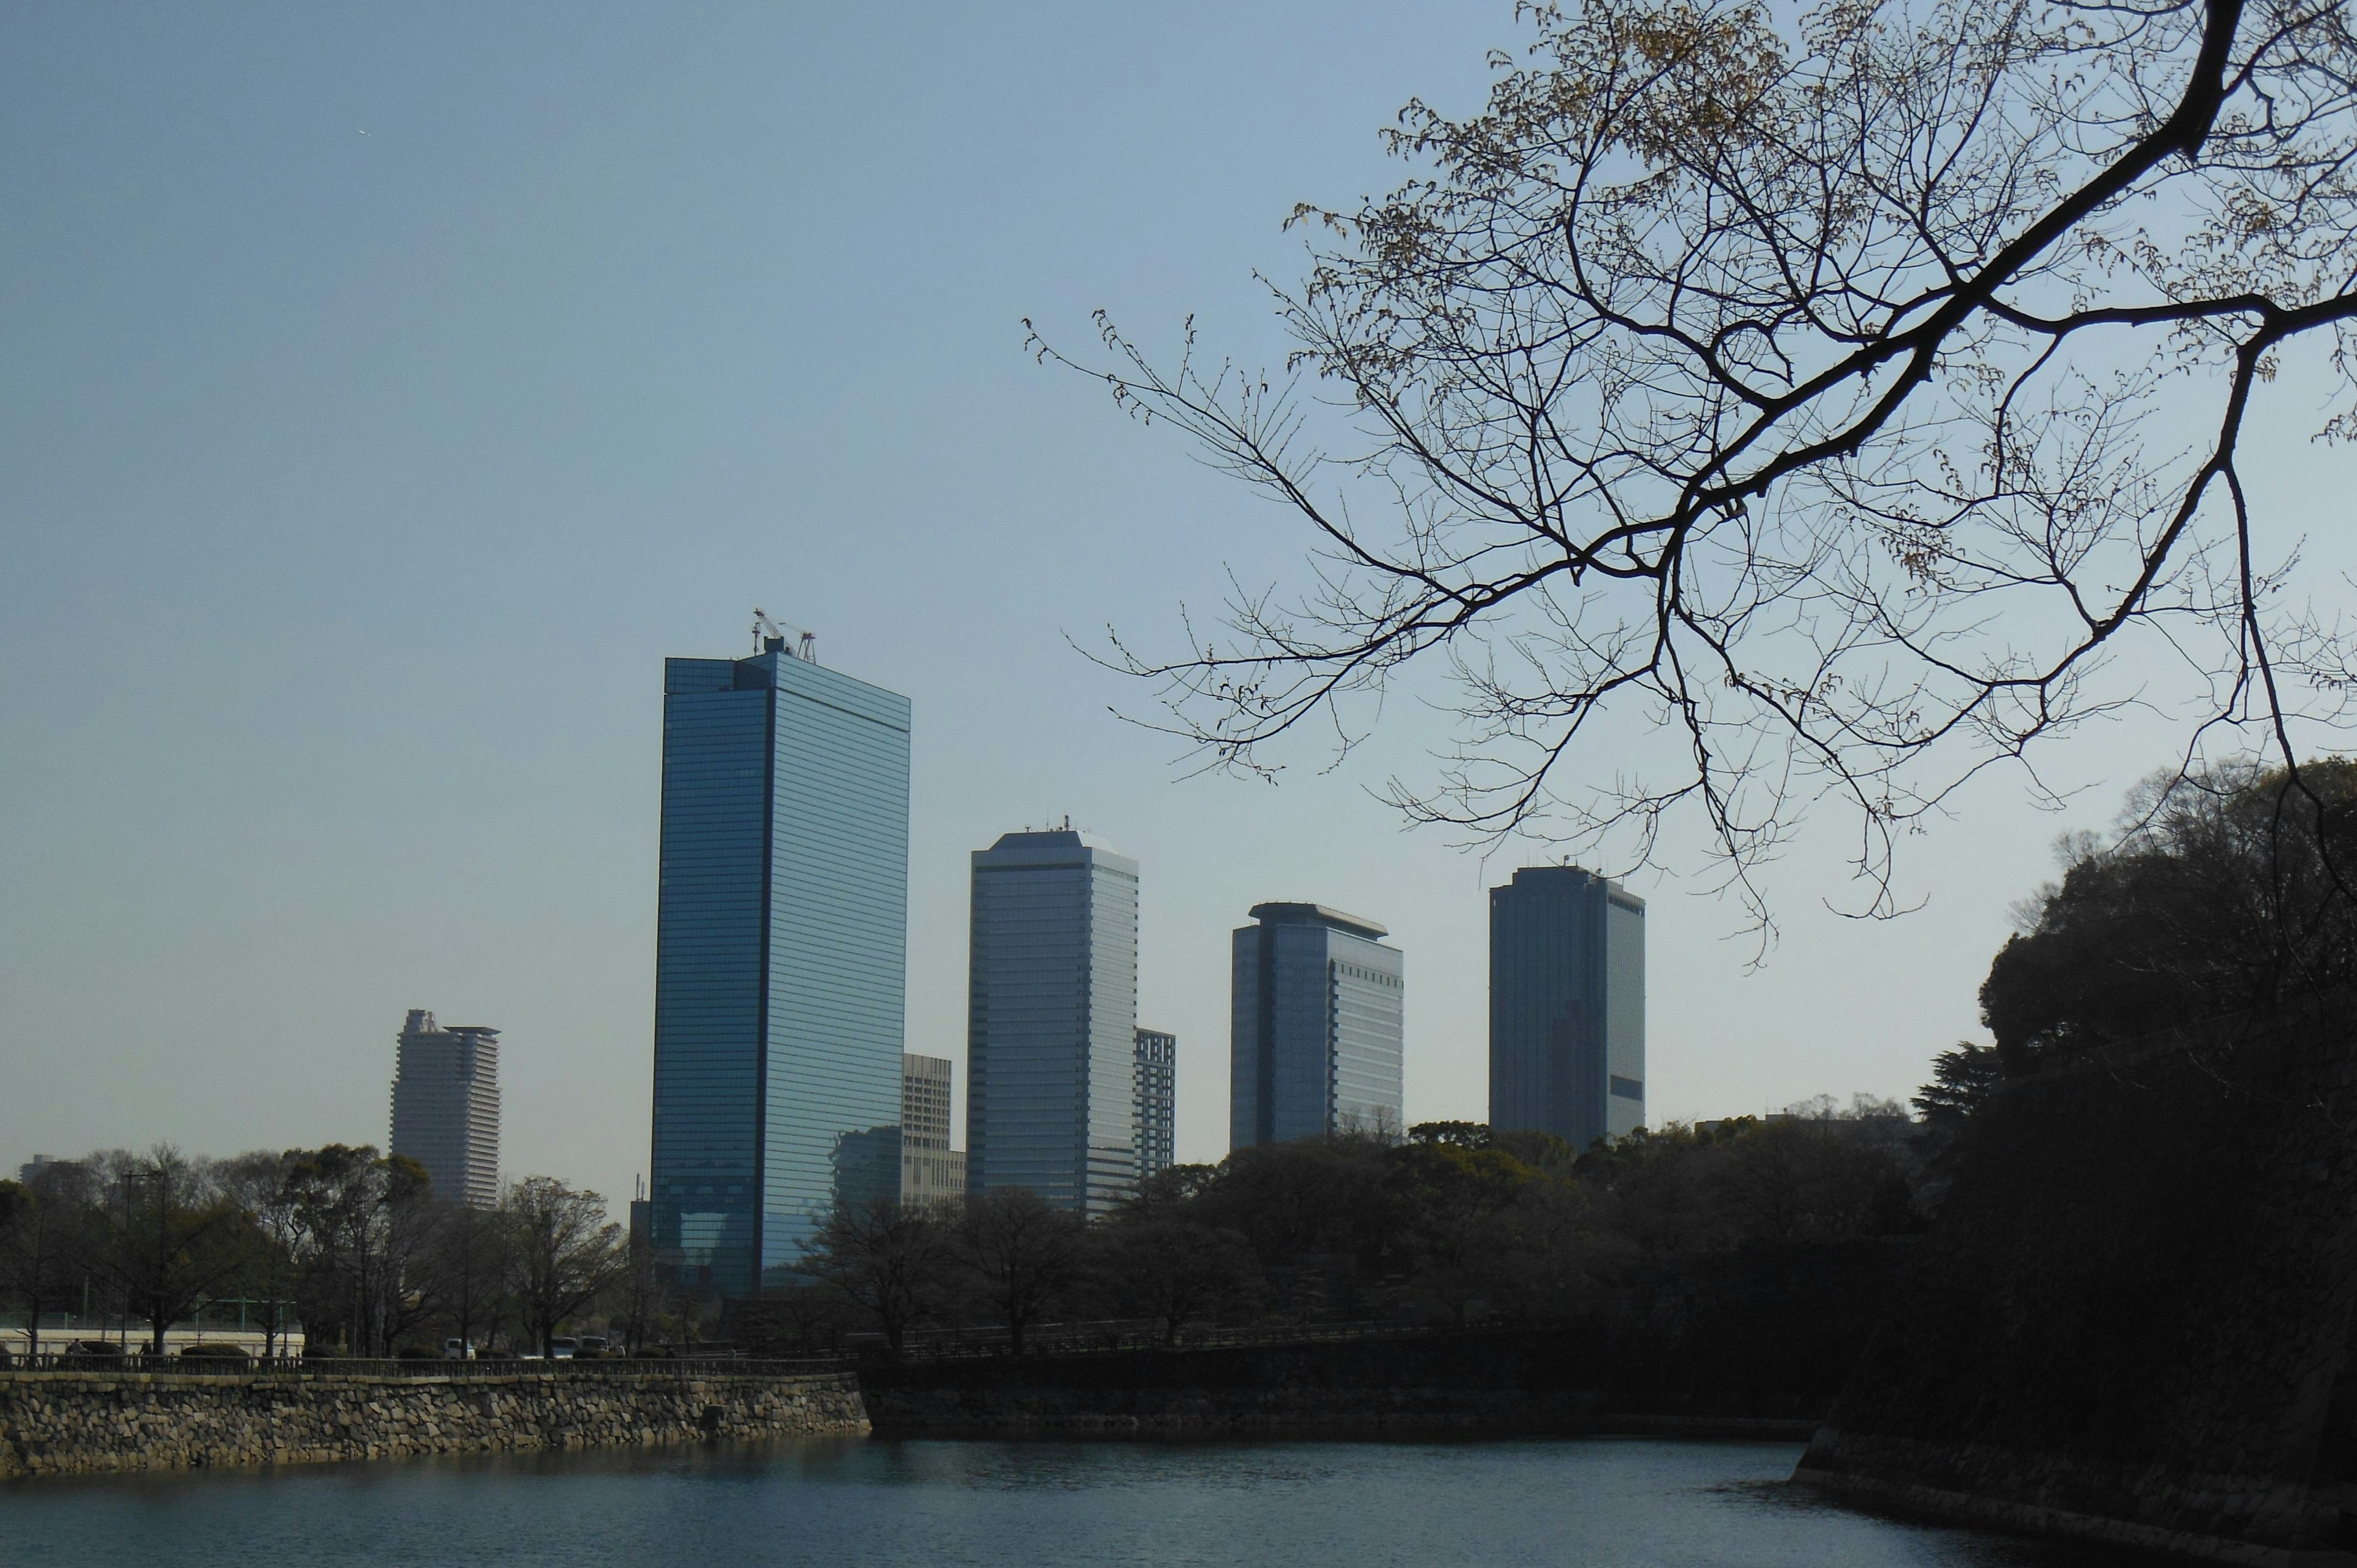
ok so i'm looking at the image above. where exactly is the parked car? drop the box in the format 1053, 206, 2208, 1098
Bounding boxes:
549, 1337, 578, 1359
575, 1335, 610, 1359
441, 1338, 476, 1361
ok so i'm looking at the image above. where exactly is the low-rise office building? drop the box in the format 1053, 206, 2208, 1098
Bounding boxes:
901, 1052, 966, 1208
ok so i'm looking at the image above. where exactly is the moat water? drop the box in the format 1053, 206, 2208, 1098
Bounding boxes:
2, 1437, 2141, 1566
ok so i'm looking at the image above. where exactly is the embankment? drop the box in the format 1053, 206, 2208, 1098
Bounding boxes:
1798, 1006, 2357, 1567
0, 1367, 868, 1479
860, 1296, 1889, 1439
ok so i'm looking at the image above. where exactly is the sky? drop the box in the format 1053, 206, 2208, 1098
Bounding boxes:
5, 2, 2346, 1210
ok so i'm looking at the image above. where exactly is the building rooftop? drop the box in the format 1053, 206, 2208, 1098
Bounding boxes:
973, 828, 1137, 875
1246, 902, 1390, 941
1501, 865, 1647, 910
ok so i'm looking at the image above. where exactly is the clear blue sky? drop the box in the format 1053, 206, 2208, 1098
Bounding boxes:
2, 2, 2304, 1206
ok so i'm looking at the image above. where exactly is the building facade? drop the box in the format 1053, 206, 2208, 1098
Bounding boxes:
900, 1052, 966, 1209
648, 637, 911, 1295
966, 830, 1139, 1214
389, 1009, 501, 1207
1229, 903, 1404, 1149
1132, 1028, 1176, 1183
1488, 865, 1646, 1149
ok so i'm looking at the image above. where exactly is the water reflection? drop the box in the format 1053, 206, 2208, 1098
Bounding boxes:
1, 1438, 2150, 1568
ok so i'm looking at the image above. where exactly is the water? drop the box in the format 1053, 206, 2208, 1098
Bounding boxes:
1, 1437, 2142, 1567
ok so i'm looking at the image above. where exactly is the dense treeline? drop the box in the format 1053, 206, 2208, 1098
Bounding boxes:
1919, 760, 2357, 1123
783, 1100, 1924, 1356
0, 1146, 635, 1358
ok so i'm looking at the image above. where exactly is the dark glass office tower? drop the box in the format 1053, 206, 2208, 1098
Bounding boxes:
966, 830, 1139, 1214
648, 638, 910, 1295
1488, 867, 1646, 1149
1229, 903, 1404, 1148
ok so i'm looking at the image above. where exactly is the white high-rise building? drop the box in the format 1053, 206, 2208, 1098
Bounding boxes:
390, 1009, 501, 1207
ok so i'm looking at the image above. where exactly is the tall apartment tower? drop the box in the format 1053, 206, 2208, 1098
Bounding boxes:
389, 1009, 501, 1207
1132, 1028, 1177, 1183
1488, 866, 1646, 1149
966, 829, 1139, 1214
1230, 903, 1404, 1149
648, 634, 911, 1295
900, 1052, 966, 1209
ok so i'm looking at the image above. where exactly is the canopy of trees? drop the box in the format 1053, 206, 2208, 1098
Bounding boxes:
1980, 761, 2357, 1070
787, 1105, 1923, 1355
0, 1145, 629, 1359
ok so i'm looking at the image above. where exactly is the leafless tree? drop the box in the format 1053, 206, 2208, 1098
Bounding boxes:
423, 1197, 513, 1358
82, 1147, 254, 1356
217, 1150, 305, 1356
504, 1176, 622, 1358
954, 1188, 1084, 1354
0, 1159, 93, 1358
1034, 0, 2357, 936
802, 1197, 955, 1357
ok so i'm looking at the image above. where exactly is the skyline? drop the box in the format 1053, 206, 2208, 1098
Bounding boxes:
0, 1, 2272, 1213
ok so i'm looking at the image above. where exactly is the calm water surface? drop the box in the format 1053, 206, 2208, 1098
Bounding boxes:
1, 1437, 2143, 1567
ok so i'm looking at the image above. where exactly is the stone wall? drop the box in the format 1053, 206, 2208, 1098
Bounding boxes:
1797, 1005, 2357, 1566
0, 1368, 869, 1479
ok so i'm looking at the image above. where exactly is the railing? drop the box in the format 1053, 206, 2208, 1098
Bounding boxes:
845, 1317, 1446, 1362
0, 1321, 1447, 1373
0, 1352, 850, 1378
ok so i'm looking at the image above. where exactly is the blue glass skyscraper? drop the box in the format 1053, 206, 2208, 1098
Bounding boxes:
1488, 866, 1645, 1149
966, 830, 1139, 1214
648, 636, 910, 1295
1229, 903, 1404, 1148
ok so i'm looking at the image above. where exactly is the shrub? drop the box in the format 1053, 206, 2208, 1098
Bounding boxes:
177, 1342, 252, 1364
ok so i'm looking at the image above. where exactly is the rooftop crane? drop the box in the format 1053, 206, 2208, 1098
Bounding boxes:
750, 607, 818, 663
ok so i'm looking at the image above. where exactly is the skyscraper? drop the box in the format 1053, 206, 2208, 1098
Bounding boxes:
966, 829, 1138, 1214
1229, 903, 1404, 1149
900, 1052, 966, 1209
648, 634, 911, 1295
1133, 1028, 1176, 1183
1488, 866, 1646, 1149
389, 1009, 501, 1207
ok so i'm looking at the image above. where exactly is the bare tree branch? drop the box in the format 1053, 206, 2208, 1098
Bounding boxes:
1032, 0, 2357, 940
